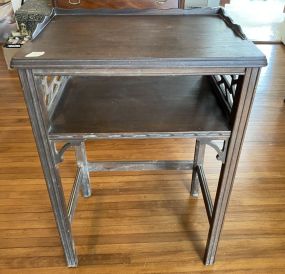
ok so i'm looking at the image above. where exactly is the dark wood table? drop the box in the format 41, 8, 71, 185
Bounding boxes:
11, 7, 267, 267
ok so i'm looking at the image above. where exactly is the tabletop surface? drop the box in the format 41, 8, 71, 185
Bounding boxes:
12, 12, 267, 68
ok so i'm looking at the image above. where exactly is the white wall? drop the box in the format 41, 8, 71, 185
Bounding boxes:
225, 0, 284, 41
0, 2, 17, 42
281, 19, 285, 45
185, 0, 220, 8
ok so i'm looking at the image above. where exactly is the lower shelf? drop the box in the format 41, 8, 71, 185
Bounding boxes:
49, 76, 230, 140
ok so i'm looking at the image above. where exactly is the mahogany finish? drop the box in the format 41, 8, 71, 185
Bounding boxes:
51, 76, 230, 134
0, 45, 284, 273
220, 0, 230, 7
10, 7, 267, 268
52, 0, 180, 9
12, 14, 266, 68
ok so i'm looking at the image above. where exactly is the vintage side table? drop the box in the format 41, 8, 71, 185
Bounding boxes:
11, 6, 267, 267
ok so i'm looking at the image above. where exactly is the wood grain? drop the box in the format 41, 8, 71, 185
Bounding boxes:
50, 76, 230, 135
0, 44, 285, 272
11, 13, 266, 68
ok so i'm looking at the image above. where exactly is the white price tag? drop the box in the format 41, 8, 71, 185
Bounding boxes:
25, 52, 45, 57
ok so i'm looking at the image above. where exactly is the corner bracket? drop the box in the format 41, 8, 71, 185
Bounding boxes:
199, 139, 229, 164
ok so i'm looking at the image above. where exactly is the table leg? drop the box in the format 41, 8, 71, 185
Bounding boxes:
203, 68, 260, 265
75, 142, 92, 197
191, 140, 206, 197
18, 69, 78, 267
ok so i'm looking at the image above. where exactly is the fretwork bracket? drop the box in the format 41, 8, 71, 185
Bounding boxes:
199, 139, 229, 164
210, 74, 243, 120
51, 141, 82, 164
39, 75, 70, 119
